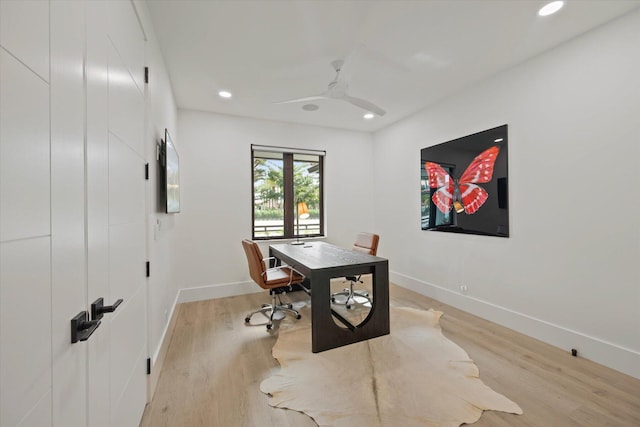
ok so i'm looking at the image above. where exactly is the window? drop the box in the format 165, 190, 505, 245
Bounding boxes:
421, 162, 453, 230
252, 145, 324, 240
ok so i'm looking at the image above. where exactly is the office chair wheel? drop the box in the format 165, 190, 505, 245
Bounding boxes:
266, 324, 273, 330
346, 304, 352, 310
244, 316, 251, 323
295, 314, 301, 320
287, 303, 293, 309
331, 297, 336, 302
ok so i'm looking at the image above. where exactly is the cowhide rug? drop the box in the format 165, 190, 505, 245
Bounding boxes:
260, 306, 522, 427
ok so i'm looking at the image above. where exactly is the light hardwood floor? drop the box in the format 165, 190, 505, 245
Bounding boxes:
140, 283, 640, 426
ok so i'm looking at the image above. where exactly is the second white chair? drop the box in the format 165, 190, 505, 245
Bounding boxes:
330, 232, 380, 309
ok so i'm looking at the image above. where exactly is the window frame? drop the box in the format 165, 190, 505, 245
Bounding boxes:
421, 161, 455, 230
251, 145, 325, 240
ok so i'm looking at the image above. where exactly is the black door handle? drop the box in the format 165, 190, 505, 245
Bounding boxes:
71, 311, 101, 343
91, 298, 124, 321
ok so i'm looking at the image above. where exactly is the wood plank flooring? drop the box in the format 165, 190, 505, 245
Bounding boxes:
140, 283, 640, 427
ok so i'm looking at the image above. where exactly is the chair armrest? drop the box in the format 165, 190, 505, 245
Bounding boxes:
262, 256, 278, 268
260, 265, 306, 286
261, 266, 280, 277
263, 256, 303, 278
288, 265, 305, 280
284, 265, 306, 286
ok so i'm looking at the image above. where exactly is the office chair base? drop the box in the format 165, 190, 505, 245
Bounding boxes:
331, 287, 372, 310
245, 302, 301, 330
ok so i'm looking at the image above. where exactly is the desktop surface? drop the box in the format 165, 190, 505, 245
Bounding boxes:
269, 241, 386, 271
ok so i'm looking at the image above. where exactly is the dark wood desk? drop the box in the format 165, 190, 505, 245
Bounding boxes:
269, 242, 390, 353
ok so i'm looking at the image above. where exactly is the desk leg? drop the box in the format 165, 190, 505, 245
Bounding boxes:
310, 270, 333, 353
371, 260, 390, 336
310, 260, 390, 353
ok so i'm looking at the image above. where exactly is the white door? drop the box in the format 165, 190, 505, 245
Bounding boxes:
1, 1, 148, 426
1, 1, 56, 425
50, 1, 90, 426
1, 1, 90, 426
86, 1, 148, 426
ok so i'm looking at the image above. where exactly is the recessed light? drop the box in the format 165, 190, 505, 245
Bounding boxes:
218, 90, 232, 99
363, 113, 375, 120
302, 104, 319, 111
538, 1, 563, 16
494, 138, 504, 143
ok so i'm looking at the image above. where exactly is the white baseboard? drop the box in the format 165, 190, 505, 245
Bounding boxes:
390, 271, 640, 380
177, 280, 259, 303
147, 292, 180, 402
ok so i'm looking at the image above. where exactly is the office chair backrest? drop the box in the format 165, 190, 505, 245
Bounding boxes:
352, 232, 379, 256
242, 239, 267, 288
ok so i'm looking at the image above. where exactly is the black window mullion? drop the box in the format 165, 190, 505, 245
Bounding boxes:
283, 153, 294, 237
251, 149, 256, 238
318, 155, 324, 236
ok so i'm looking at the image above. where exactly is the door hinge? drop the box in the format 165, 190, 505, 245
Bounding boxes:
147, 358, 151, 375
146, 261, 150, 278
144, 67, 149, 84
145, 163, 149, 180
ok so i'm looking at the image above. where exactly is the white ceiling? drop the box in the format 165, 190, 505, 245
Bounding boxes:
146, 0, 640, 132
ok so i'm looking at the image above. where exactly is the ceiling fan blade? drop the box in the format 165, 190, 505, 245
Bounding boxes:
273, 94, 328, 105
343, 95, 386, 116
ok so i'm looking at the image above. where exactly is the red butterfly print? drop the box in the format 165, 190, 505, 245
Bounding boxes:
424, 146, 500, 215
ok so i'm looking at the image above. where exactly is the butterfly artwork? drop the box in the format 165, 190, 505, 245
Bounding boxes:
424, 146, 500, 215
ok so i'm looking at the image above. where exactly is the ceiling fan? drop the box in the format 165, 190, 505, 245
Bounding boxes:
275, 59, 386, 117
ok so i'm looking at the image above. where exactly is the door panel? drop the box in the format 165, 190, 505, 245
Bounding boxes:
18, 390, 53, 427
86, 2, 111, 426
50, 2, 88, 426
110, 286, 147, 426
108, 134, 145, 226
108, 223, 145, 308
108, 43, 145, 156
0, 238, 51, 427
112, 355, 147, 427
107, 0, 145, 93
110, 286, 146, 398
102, 1, 148, 426
0, 0, 50, 82
0, 50, 50, 242
0, 28, 52, 427
106, 136, 147, 427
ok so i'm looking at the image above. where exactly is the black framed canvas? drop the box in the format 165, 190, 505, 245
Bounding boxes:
420, 125, 508, 237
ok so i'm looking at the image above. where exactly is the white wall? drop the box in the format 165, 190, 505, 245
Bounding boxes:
373, 10, 640, 378
174, 110, 375, 301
